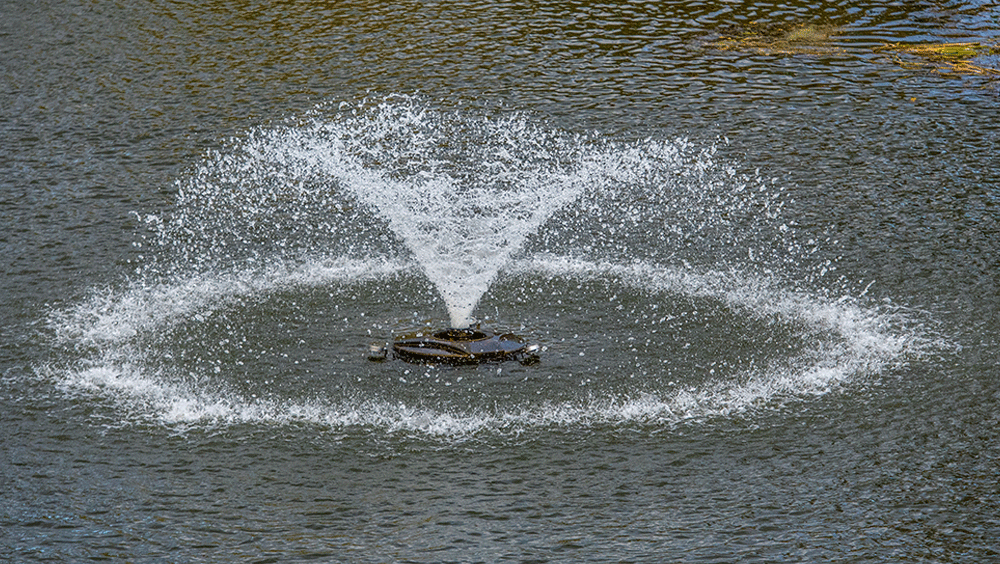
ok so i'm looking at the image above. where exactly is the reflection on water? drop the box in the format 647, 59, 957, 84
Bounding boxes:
72, 1, 1000, 127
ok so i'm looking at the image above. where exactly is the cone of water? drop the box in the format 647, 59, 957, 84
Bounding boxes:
261, 98, 607, 327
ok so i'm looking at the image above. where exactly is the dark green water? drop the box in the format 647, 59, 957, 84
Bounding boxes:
3, 1, 999, 562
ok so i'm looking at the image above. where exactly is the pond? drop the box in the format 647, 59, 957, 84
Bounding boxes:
2, 1, 998, 562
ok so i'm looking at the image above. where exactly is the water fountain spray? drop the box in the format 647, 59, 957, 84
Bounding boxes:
270, 97, 607, 363
156, 96, 815, 366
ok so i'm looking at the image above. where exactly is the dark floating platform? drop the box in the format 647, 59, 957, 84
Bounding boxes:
369, 328, 539, 365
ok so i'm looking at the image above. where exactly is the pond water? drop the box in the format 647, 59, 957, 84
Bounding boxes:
2, 1, 999, 562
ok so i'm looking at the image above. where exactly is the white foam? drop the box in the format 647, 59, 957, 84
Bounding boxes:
39, 365, 880, 439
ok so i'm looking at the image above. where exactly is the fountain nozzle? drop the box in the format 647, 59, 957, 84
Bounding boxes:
369, 327, 539, 365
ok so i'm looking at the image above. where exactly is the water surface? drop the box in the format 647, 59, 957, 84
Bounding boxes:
2, 1, 999, 562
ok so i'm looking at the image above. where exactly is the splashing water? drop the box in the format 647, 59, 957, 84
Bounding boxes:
38, 96, 944, 440
44, 256, 934, 440
158, 95, 785, 327
165, 96, 639, 327
315, 102, 607, 328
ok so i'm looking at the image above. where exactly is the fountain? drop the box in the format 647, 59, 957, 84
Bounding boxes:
148, 95, 818, 365
311, 99, 602, 329
192, 96, 640, 363
45, 94, 930, 435
370, 327, 539, 365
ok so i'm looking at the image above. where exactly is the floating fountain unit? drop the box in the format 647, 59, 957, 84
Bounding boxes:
369, 327, 540, 365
